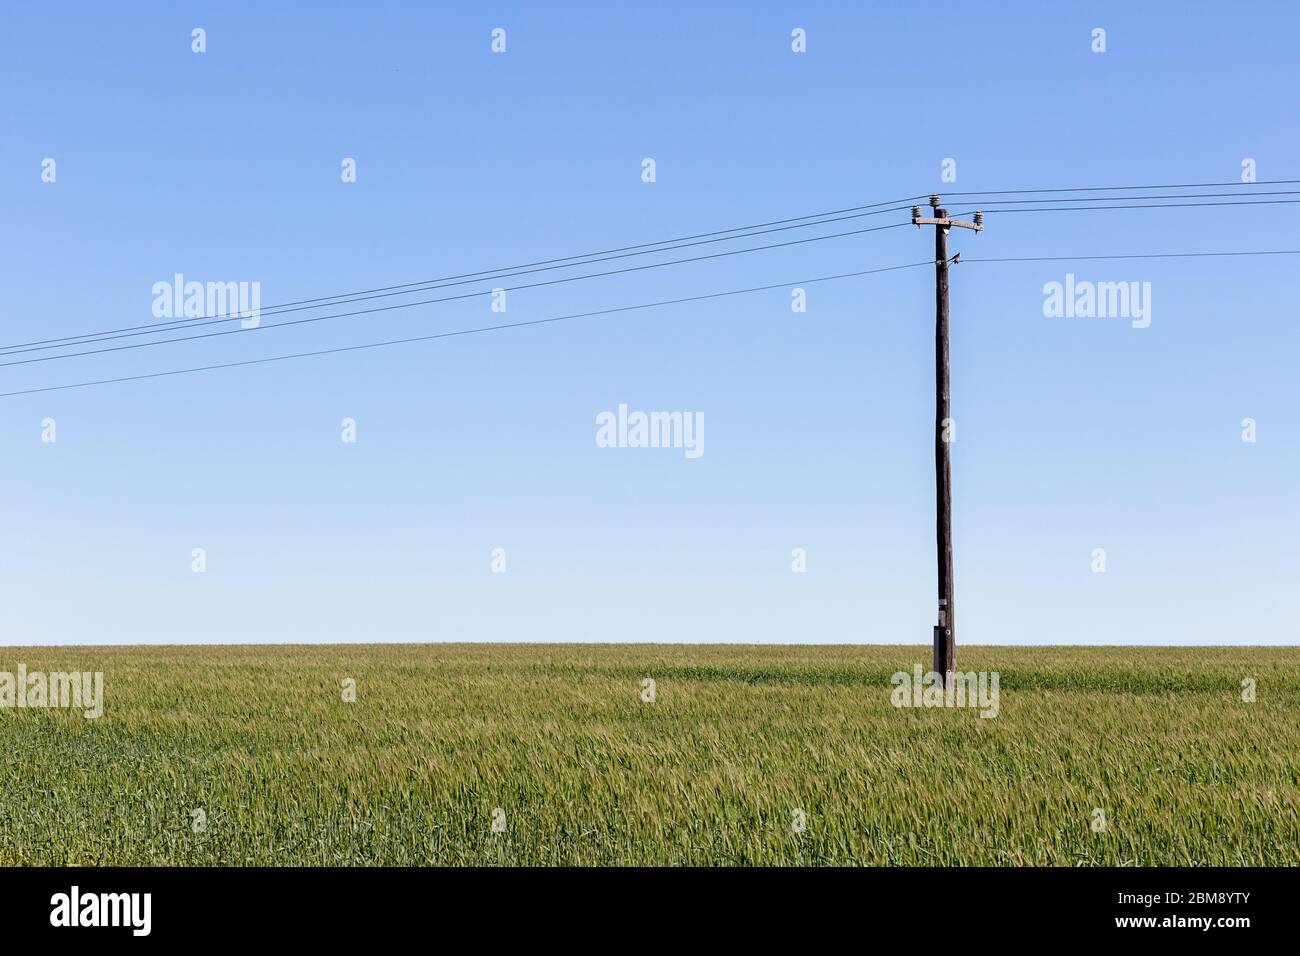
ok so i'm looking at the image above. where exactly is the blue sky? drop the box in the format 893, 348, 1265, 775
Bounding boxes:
2, 2, 1297, 645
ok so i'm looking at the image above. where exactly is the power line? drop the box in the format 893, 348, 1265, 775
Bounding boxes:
6, 245, 1293, 399
6, 243, 1296, 400
941, 178, 1300, 197
962, 249, 1300, 264
196, 195, 928, 307
952, 189, 1300, 206
958, 198, 1300, 215
0, 261, 933, 399
9, 179, 1294, 355
0, 201, 925, 355
0, 221, 916, 369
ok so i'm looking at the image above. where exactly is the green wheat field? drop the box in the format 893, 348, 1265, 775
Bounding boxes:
1, 644, 1297, 866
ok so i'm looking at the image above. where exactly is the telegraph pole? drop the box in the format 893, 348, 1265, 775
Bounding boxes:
912, 196, 982, 684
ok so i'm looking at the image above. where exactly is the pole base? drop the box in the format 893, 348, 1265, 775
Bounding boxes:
933, 625, 955, 684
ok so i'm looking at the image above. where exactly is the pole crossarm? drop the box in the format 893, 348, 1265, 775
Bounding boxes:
912, 216, 983, 231
912, 201, 985, 231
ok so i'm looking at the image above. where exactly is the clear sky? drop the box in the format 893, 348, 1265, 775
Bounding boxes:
2, 2, 1297, 645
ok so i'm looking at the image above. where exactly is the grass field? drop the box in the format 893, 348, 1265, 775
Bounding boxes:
1, 644, 1297, 866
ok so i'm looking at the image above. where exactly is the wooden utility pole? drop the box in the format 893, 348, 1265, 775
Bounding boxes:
912, 196, 982, 684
